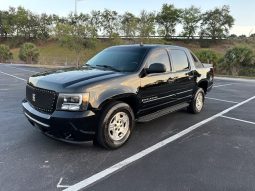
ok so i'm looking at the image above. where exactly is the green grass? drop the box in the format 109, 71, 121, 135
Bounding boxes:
10, 40, 109, 66
9, 38, 255, 66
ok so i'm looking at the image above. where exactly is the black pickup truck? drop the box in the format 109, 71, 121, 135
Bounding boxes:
22, 44, 214, 149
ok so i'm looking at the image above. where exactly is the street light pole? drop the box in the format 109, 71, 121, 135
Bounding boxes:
75, 0, 77, 15
75, 0, 85, 15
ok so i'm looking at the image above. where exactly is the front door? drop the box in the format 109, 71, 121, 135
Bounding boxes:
138, 48, 178, 116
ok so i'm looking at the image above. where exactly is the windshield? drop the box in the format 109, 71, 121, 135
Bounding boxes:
85, 47, 148, 72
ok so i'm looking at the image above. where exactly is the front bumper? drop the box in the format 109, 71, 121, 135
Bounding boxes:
22, 100, 98, 142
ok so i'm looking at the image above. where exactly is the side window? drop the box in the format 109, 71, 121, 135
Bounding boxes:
147, 49, 170, 72
190, 51, 204, 68
170, 49, 190, 72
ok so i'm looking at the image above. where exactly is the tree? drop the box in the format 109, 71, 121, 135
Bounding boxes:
90, 10, 101, 37
0, 11, 8, 37
54, 21, 96, 67
156, 4, 181, 37
0, 8, 16, 38
181, 6, 201, 39
15, 6, 30, 38
36, 13, 53, 40
200, 5, 234, 40
120, 12, 138, 37
101, 9, 119, 38
238, 34, 246, 39
19, 43, 39, 64
0, 44, 12, 63
137, 10, 155, 38
228, 34, 238, 39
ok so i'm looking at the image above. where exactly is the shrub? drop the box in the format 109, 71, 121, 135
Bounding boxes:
238, 68, 255, 77
0, 44, 13, 63
221, 46, 254, 75
195, 49, 219, 66
19, 43, 40, 64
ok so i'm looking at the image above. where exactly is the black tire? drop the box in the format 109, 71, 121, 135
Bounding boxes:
95, 101, 135, 149
187, 88, 205, 114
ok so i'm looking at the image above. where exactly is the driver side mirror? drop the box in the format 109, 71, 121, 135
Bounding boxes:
146, 63, 166, 74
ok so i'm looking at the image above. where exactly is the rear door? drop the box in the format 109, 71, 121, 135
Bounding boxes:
168, 49, 196, 103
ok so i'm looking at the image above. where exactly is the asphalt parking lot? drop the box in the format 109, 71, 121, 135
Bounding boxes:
1, 63, 255, 191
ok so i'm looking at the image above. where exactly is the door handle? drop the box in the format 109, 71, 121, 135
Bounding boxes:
168, 77, 177, 82
168, 77, 175, 83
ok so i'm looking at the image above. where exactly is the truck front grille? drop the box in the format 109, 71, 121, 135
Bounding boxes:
26, 84, 57, 113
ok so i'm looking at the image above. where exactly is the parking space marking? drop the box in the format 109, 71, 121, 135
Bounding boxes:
6, 66, 38, 73
221, 115, 255, 125
64, 95, 255, 191
0, 71, 27, 82
206, 97, 238, 104
57, 177, 70, 188
213, 83, 235, 88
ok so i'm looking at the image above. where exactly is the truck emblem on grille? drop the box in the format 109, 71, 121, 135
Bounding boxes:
32, 94, 36, 102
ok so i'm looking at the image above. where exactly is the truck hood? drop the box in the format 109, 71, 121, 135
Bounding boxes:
28, 67, 124, 92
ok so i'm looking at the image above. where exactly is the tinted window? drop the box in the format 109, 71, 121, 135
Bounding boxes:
147, 49, 170, 72
85, 47, 148, 72
190, 51, 204, 68
170, 50, 189, 72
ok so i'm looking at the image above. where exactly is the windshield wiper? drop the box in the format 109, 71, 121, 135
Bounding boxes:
95, 65, 120, 72
83, 64, 96, 68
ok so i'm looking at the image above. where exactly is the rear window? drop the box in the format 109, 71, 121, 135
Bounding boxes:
170, 50, 189, 72
190, 51, 204, 68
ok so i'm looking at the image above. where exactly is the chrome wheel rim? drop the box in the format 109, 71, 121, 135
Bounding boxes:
108, 112, 130, 141
196, 92, 204, 111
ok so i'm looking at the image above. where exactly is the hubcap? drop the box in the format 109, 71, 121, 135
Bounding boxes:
196, 92, 204, 111
108, 112, 130, 141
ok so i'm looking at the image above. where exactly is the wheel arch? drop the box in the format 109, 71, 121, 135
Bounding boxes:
97, 93, 140, 117
197, 80, 208, 94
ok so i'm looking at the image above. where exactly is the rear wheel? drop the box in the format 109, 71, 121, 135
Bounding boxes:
187, 88, 205, 114
95, 102, 134, 149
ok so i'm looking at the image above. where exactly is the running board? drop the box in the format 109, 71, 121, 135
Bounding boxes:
137, 102, 189, 123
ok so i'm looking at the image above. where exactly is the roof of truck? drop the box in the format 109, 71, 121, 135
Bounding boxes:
110, 44, 189, 51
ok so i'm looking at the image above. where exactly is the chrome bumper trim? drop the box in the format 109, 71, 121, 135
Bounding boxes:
24, 112, 50, 128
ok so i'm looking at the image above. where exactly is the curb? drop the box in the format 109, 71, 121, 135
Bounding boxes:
215, 76, 255, 82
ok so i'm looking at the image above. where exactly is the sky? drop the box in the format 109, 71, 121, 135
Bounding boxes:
1, 0, 255, 36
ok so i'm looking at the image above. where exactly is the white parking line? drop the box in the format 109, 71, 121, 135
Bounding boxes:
206, 97, 238, 104
0, 71, 27, 82
221, 115, 255, 125
57, 177, 70, 188
64, 95, 255, 191
213, 83, 235, 88
7, 66, 38, 73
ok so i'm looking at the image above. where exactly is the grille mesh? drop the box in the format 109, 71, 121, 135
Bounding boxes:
26, 84, 57, 113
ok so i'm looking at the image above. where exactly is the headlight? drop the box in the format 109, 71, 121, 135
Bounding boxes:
56, 93, 89, 111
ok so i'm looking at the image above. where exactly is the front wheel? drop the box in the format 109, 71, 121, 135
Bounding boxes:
95, 102, 134, 149
187, 88, 205, 114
